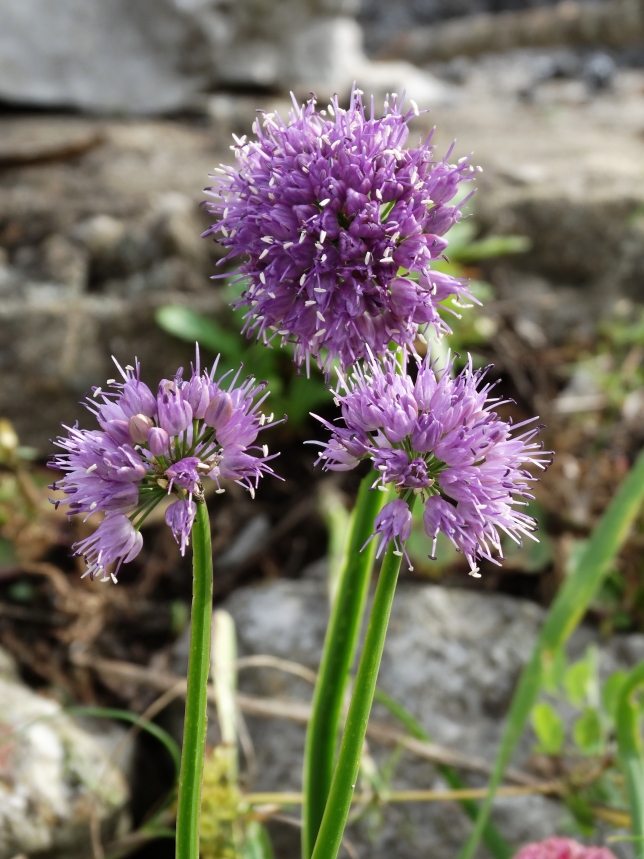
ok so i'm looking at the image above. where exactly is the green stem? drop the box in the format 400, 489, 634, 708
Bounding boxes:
310, 496, 416, 859
176, 501, 213, 859
302, 472, 389, 859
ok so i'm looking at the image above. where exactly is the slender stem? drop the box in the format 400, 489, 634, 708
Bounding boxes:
302, 472, 390, 859
175, 501, 213, 859
617, 662, 644, 859
310, 495, 416, 859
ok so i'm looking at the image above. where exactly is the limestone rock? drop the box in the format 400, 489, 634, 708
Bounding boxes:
212, 579, 642, 858
0, 650, 129, 859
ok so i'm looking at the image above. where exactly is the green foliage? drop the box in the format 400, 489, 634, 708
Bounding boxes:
531, 702, 565, 754
459, 446, 644, 859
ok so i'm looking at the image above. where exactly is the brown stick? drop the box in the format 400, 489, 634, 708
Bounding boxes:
378, 0, 644, 65
71, 651, 538, 786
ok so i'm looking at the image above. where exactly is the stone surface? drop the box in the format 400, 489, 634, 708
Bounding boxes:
0, 647, 129, 859
207, 579, 642, 858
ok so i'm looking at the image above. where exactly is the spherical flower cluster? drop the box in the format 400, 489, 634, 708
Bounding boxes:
513, 838, 616, 859
49, 350, 280, 582
204, 88, 477, 373
312, 350, 552, 575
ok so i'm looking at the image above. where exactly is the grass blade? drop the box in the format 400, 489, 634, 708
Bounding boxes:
459, 447, 644, 859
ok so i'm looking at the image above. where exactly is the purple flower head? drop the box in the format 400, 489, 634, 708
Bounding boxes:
513, 839, 616, 859
205, 88, 477, 373
50, 347, 282, 581
312, 350, 552, 576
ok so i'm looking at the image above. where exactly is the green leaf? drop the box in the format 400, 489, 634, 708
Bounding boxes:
542, 647, 567, 696
603, 671, 629, 720
531, 702, 565, 754
244, 821, 275, 859
616, 662, 644, 859
454, 234, 531, 263
458, 446, 644, 859
565, 660, 592, 707
155, 306, 243, 360
573, 708, 603, 754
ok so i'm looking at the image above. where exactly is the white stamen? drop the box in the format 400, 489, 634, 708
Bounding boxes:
262, 444, 269, 456
86, 463, 98, 473
259, 272, 266, 284
261, 236, 273, 243
375, 189, 383, 200
314, 328, 326, 338
305, 300, 316, 306
215, 488, 225, 494
365, 252, 371, 264
106, 379, 116, 385
458, 156, 468, 164
476, 165, 483, 172
319, 230, 326, 243
90, 501, 97, 509
321, 254, 327, 262
299, 232, 307, 243
314, 287, 326, 293
319, 199, 330, 207
125, 365, 134, 371
410, 99, 419, 115
92, 388, 102, 397
259, 248, 269, 259
283, 242, 293, 249
316, 311, 325, 322
300, 274, 307, 285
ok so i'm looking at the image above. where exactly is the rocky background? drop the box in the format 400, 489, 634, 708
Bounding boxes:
2, 2, 644, 858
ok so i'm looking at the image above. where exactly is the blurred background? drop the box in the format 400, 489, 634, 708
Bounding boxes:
1, 1, 644, 858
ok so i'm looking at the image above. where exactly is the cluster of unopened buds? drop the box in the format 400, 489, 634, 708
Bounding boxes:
49, 350, 279, 582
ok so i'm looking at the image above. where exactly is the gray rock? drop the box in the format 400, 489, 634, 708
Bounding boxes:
211, 579, 639, 858
0, 649, 129, 859
0, 0, 215, 114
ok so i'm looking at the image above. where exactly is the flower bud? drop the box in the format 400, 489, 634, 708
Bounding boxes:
148, 427, 169, 457
128, 414, 154, 444
204, 392, 233, 429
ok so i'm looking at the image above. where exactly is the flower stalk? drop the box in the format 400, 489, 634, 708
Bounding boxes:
310, 495, 416, 859
176, 500, 213, 859
302, 472, 391, 858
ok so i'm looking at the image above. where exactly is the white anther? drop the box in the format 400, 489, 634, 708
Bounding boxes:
215, 488, 225, 494
90, 501, 97, 509
393, 550, 403, 556
375, 189, 383, 200
262, 444, 269, 456
380, 257, 394, 263
92, 388, 102, 397
300, 274, 307, 285
319, 199, 330, 207
86, 463, 98, 473
125, 365, 134, 371
106, 379, 116, 385
314, 287, 326, 293
321, 254, 327, 262
314, 328, 326, 338
261, 236, 273, 243
302, 165, 309, 173
316, 311, 325, 322
299, 232, 306, 243
458, 156, 468, 164
410, 99, 419, 115
259, 248, 269, 259
268, 292, 276, 298
315, 242, 324, 250
319, 230, 326, 243
283, 242, 293, 248
328, 103, 335, 116
476, 165, 483, 172
365, 252, 371, 264
305, 300, 316, 306
111, 573, 118, 584
259, 272, 266, 284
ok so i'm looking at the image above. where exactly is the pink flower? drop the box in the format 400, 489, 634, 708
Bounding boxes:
513, 838, 617, 859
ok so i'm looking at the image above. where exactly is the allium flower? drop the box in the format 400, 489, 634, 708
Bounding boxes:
513, 838, 617, 859
312, 350, 552, 575
204, 88, 477, 373
50, 349, 280, 582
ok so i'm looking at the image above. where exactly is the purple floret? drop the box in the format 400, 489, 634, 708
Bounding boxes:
204, 88, 476, 373
312, 350, 552, 576
50, 347, 281, 581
